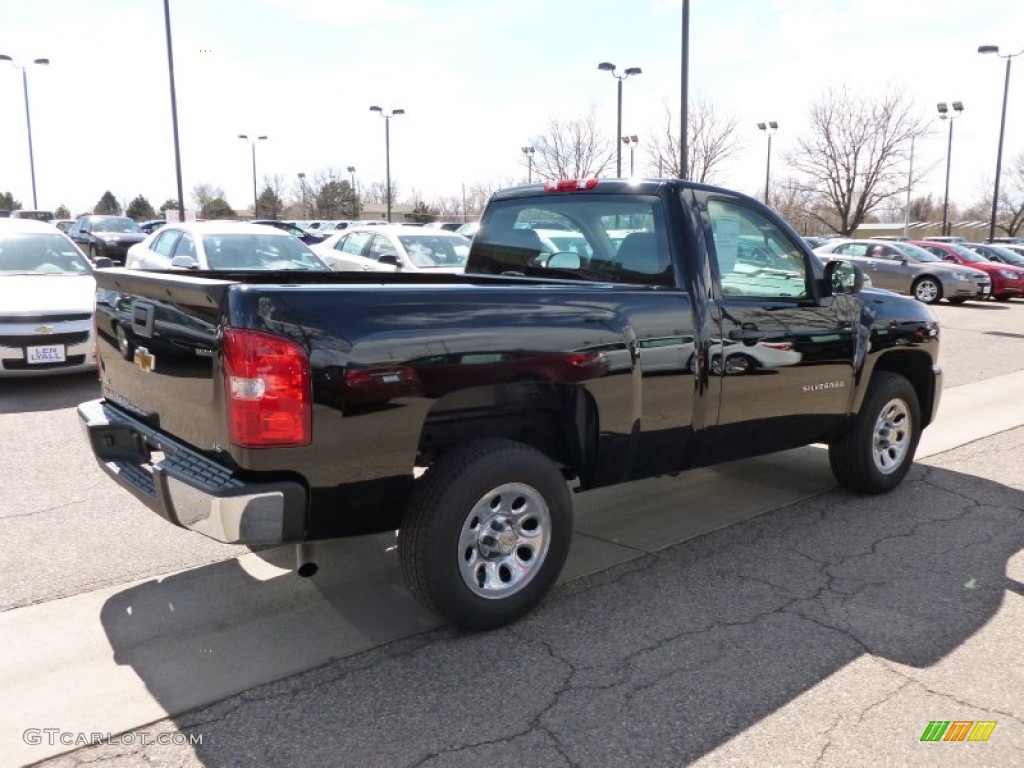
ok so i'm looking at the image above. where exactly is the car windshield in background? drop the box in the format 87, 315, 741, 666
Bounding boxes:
93, 218, 142, 233
201, 233, 330, 270
0, 233, 93, 275
396, 234, 470, 268
894, 242, 943, 262
951, 245, 990, 263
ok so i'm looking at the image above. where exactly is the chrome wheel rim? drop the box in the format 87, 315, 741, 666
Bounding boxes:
458, 482, 551, 599
915, 280, 938, 302
116, 326, 129, 357
873, 397, 911, 474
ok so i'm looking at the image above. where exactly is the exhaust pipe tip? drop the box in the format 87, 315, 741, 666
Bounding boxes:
297, 562, 318, 578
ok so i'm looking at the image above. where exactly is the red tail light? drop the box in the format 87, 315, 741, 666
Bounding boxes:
543, 178, 599, 192
223, 328, 311, 447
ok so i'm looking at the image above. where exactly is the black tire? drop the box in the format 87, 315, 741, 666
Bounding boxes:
829, 372, 921, 494
399, 438, 573, 631
724, 353, 758, 375
912, 276, 942, 304
995, 294, 1011, 302
946, 297, 967, 305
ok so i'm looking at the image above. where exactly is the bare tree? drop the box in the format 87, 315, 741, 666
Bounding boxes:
997, 153, 1024, 236
648, 98, 743, 183
786, 87, 930, 236
362, 180, 400, 208
769, 178, 823, 234
530, 108, 613, 181
191, 183, 225, 210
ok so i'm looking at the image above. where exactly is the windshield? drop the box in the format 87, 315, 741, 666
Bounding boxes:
951, 245, 989, 263
974, 245, 1024, 266
397, 234, 471, 268
894, 242, 942, 262
0, 233, 93, 275
201, 233, 330, 270
92, 217, 141, 233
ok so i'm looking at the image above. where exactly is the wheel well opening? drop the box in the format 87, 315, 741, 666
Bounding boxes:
871, 351, 936, 427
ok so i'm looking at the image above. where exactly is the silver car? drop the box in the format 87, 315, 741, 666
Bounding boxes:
815, 239, 990, 304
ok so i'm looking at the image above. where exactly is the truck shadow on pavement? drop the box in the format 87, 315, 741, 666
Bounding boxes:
96, 461, 1023, 767
0, 372, 100, 415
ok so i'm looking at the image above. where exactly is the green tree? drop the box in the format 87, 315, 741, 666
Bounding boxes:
125, 195, 157, 221
313, 179, 359, 219
0, 191, 22, 211
54, 204, 71, 219
159, 198, 179, 213
94, 191, 122, 215
201, 198, 236, 219
408, 200, 437, 224
256, 185, 285, 219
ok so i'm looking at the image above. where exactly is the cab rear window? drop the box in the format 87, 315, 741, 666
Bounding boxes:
468, 195, 674, 287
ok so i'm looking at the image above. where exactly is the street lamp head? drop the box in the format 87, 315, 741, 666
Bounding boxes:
238, 133, 249, 139
347, 165, 356, 173
369, 105, 382, 113
598, 61, 616, 72
257, 135, 268, 140
34, 58, 49, 66
768, 121, 778, 130
0, 54, 11, 62
393, 108, 405, 116
936, 102, 948, 115
757, 122, 766, 130
978, 45, 999, 54
297, 172, 305, 179
623, 66, 642, 77
521, 146, 535, 155
952, 101, 964, 113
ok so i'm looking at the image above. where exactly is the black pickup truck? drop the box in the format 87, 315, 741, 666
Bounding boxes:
79, 179, 941, 630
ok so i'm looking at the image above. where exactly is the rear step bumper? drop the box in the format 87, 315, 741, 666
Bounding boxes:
77, 398, 307, 545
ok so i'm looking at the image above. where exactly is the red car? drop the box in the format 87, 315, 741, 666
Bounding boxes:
912, 241, 1024, 301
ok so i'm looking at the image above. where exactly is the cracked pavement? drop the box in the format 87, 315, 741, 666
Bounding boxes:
33, 424, 1024, 768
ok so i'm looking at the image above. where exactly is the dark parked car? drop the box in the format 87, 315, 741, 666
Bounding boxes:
67, 215, 146, 264
139, 220, 167, 235
251, 219, 326, 245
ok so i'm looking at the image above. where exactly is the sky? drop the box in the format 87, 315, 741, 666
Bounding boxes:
1, 0, 1022, 220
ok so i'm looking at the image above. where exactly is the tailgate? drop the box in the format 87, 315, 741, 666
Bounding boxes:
94, 268, 231, 451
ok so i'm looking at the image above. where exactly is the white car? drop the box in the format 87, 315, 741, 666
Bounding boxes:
311, 225, 470, 274
125, 221, 331, 271
0, 218, 98, 377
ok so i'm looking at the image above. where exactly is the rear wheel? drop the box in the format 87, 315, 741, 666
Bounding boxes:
946, 297, 967, 305
829, 372, 921, 494
399, 438, 573, 631
995, 294, 1011, 302
912, 277, 942, 304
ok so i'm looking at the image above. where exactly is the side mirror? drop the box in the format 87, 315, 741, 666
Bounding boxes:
822, 259, 864, 295
170, 255, 199, 270
546, 252, 582, 270
378, 254, 401, 267
93, 257, 115, 269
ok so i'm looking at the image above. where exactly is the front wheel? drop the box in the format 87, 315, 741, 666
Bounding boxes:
829, 372, 921, 494
912, 277, 942, 304
399, 438, 573, 631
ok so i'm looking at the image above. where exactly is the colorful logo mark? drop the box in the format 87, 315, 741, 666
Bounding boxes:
920, 721, 997, 742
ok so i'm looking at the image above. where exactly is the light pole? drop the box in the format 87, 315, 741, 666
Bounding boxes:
521, 146, 535, 182
369, 106, 404, 222
0, 54, 49, 209
757, 121, 778, 206
346, 166, 357, 218
597, 62, 642, 177
621, 135, 639, 176
297, 172, 306, 219
979, 44, 1024, 241
937, 101, 964, 237
238, 134, 267, 218
161, 0, 185, 222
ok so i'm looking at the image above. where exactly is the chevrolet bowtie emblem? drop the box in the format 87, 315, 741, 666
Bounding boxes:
34, 325, 55, 334
134, 347, 155, 373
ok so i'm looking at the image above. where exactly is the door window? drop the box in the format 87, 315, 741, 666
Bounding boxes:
707, 199, 808, 299
338, 231, 372, 256
171, 232, 196, 258
152, 230, 181, 258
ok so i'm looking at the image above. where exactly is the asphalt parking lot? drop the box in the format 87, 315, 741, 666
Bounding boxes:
2, 299, 1023, 767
